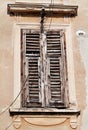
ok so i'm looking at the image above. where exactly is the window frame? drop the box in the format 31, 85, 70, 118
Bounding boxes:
12, 23, 77, 111
21, 29, 68, 108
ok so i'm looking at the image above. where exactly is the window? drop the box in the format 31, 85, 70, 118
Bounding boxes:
7, 2, 79, 116
21, 29, 69, 109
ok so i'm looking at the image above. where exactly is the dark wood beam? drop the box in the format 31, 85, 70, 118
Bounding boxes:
7, 3, 78, 17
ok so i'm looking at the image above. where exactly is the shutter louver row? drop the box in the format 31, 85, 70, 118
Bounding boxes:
47, 31, 61, 57
26, 31, 40, 57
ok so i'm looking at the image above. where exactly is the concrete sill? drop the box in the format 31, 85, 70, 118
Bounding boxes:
9, 108, 80, 117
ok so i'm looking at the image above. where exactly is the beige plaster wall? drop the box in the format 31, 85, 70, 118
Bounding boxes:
15, 0, 63, 4
0, 0, 88, 130
70, 1, 88, 130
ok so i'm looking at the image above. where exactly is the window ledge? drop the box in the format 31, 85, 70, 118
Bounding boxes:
9, 107, 80, 117
9, 108, 80, 129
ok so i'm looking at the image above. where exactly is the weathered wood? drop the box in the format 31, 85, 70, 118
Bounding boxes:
46, 31, 66, 108
22, 30, 42, 107
21, 29, 27, 107
28, 58, 39, 103
21, 29, 68, 108
38, 57, 42, 103
40, 32, 46, 107
7, 4, 78, 17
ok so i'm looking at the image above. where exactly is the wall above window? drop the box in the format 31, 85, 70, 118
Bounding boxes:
15, 0, 63, 4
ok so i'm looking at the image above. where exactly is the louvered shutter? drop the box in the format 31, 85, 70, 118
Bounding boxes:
46, 30, 66, 108
22, 30, 42, 107
21, 29, 68, 109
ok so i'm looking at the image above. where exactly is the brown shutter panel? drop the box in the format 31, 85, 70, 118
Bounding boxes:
21, 29, 68, 109
26, 57, 42, 107
22, 29, 42, 107
46, 30, 66, 108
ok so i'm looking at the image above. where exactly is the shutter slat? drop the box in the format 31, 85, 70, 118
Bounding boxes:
26, 49, 39, 52
26, 37, 39, 40
26, 53, 39, 56
26, 41, 39, 43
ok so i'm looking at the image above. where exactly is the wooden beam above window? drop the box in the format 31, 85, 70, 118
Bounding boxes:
7, 3, 78, 17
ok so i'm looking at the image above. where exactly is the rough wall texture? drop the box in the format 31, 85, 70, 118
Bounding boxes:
70, 1, 88, 130
0, 0, 88, 130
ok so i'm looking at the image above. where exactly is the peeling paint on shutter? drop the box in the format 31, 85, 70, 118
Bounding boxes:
46, 30, 66, 108
26, 57, 42, 107
47, 31, 62, 57
21, 29, 68, 108
26, 30, 40, 57
22, 29, 42, 107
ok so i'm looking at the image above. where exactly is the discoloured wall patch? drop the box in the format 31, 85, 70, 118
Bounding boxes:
77, 35, 88, 130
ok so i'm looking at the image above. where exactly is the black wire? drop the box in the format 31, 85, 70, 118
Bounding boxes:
0, 74, 29, 116
1, 1, 54, 129
48, 0, 54, 31
40, 8, 46, 33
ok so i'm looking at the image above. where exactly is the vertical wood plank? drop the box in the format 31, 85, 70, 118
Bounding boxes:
25, 57, 30, 103
38, 57, 42, 103
60, 30, 68, 107
61, 31, 69, 107
40, 33, 45, 107
21, 29, 27, 107
46, 57, 50, 106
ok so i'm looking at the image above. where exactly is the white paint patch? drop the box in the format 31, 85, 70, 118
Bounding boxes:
77, 36, 88, 130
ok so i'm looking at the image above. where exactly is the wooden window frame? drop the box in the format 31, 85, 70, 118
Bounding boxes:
21, 29, 68, 108
10, 23, 79, 115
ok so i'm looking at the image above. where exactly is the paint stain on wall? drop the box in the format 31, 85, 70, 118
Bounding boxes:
78, 35, 88, 130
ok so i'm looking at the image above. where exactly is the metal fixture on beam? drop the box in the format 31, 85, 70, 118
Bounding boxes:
40, 8, 45, 33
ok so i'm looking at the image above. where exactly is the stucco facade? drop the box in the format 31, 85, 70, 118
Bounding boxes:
0, 0, 88, 130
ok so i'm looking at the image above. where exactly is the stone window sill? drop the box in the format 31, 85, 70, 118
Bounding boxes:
9, 108, 80, 129
9, 107, 80, 117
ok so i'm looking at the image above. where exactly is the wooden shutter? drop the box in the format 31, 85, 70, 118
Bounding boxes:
21, 29, 68, 109
21, 30, 42, 107
46, 30, 66, 108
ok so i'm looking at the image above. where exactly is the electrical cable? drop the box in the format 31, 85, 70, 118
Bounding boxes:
39, 0, 54, 32
48, 0, 54, 31
5, 115, 19, 130
0, 74, 29, 116
2, 1, 54, 129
